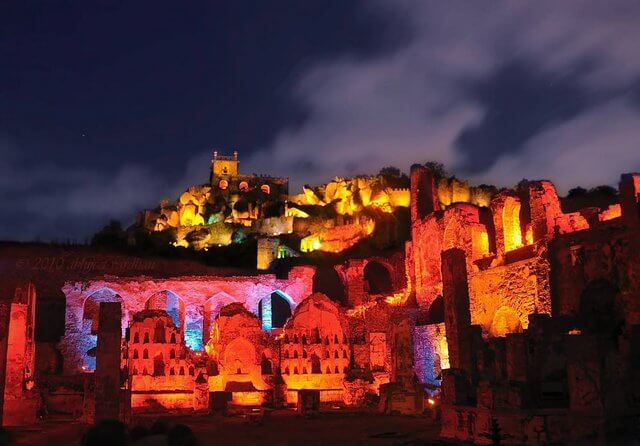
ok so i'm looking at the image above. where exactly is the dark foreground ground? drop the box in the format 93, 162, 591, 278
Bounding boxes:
8, 411, 459, 446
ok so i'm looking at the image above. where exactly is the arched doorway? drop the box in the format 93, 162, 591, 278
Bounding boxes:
312, 265, 346, 304
364, 261, 393, 295
82, 288, 123, 371
203, 292, 236, 345
258, 291, 292, 330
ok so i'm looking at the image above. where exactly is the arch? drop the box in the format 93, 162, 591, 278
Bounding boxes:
143, 349, 149, 359
145, 290, 185, 330
258, 290, 293, 330
502, 197, 523, 252
133, 332, 140, 343
312, 265, 346, 304
427, 296, 445, 324
364, 261, 393, 295
203, 292, 237, 343
489, 306, 523, 337
82, 288, 123, 335
80, 288, 123, 371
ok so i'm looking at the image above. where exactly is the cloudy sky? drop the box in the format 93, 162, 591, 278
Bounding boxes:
2, 1, 640, 240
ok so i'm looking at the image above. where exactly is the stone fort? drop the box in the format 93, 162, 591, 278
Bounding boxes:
1, 159, 639, 444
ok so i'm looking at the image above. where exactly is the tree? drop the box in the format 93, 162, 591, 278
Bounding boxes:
91, 220, 127, 248
423, 161, 447, 181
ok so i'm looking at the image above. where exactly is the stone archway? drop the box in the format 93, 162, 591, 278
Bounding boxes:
258, 291, 293, 330
312, 265, 346, 304
363, 260, 393, 295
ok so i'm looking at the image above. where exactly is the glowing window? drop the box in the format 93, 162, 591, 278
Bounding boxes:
239, 181, 249, 191
219, 179, 229, 190
261, 184, 270, 194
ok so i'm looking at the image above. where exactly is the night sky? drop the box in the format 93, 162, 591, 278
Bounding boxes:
2, 1, 640, 241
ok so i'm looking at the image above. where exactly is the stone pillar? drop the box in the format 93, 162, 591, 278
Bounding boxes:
94, 302, 122, 422
528, 181, 563, 242
2, 283, 38, 426
440, 248, 472, 373
410, 165, 439, 222
344, 260, 366, 307
620, 173, 640, 227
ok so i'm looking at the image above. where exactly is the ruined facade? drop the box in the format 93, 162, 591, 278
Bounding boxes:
1, 163, 638, 444
407, 167, 640, 443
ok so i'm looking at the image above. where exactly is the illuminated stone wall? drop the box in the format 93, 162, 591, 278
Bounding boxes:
59, 267, 314, 373
408, 169, 639, 390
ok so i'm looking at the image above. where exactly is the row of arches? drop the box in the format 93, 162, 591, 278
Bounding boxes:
311, 260, 395, 303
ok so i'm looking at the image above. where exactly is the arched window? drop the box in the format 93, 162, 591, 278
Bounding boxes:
143, 349, 149, 359
284, 350, 289, 359
189, 367, 195, 376
324, 351, 330, 359
334, 350, 339, 358
261, 184, 270, 194
133, 332, 140, 343
284, 334, 290, 343
293, 351, 298, 359
239, 181, 249, 191
334, 334, 339, 344
293, 367, 299, 375
326, 367, 331, 374
325, 336, 330, 345
342, 350, 347, 358
179, 367, 185, 375
143, 332, 149, 344
302, 350, 307, 359
132, 350, 139, 359
169, 368, 175, 376
284, 367, 290, 375
334, 366, 339, 374
302, 335, 307, 345
142, 368, 148, 375
293, 334, 299, 343
170, 349, 176, 359
170, 333, 176, 343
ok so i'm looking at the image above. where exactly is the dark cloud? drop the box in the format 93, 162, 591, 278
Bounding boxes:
247, 1, 640, 192
2, 1, 640, 240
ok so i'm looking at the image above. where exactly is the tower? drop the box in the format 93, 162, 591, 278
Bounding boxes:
210, 150, 239, 184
